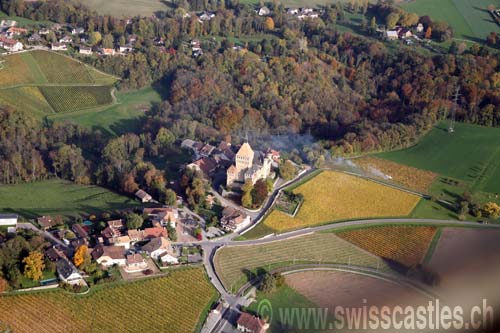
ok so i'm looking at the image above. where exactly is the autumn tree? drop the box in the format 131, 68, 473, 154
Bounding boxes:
22, 251, 45, 281
424, 27, 432, 39
73, 245, 90, 268
484, 202, 500, 218
0, 277, 8, 292
251, 179, 269, 207
264, 17, 275, 31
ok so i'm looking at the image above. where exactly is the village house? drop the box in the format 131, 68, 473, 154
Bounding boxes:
119, 44, 133, 53
258, 6, 271, 16
160, 251, 179, 265
51, 42, 67, 51
59, 35, 72, 43
0, 214, 18, 226
385, 30, 399, 40
56, 258, 84, 285
220, 207, 250, 232
125, 253, 148, 272
199, 12, 215, 21
0, 20, 17, 29
127, 229, 145, 243
38, 28, 50, 35
28, 33, 41, 43
101, 219, 127, 245
71, 27, 85, 35
79, 45, 92, 55
287, 8, 299, 15
237, 313, 269, 333
71, 224, 88, 240
135, 189, 153, 203
45, 246, 66, 262
226, 142, 272, 187
101, 48, 116, 56
416, 23, 424, 34
143, 207, 179, 227
6, 27, 27, 37
0, 37, 23, 52
91, 245, 126, 267
144, 226, 168, 239
187, 157, 218, 178
37, 216, 57, 231
141, 237, 172, 260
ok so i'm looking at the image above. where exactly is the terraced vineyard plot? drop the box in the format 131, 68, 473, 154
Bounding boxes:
41, 86, 113, 112
31, 50, 94, 84
336, 226, 437, 267
0, 268, 216, 333
0, 53, 34, 87
215, 233, 391, 291
0, 87, 53, 115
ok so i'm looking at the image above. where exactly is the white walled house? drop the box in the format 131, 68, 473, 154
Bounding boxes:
56, 259, 83, 285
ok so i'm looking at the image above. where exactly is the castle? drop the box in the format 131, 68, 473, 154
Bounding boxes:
226, 142, 272, 187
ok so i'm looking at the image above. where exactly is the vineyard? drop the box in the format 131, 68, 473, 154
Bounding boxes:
30, 50, 94, 84
41, 86, 113, 112
0, 87, 53, 115
0, 268, 217, 333
0, 53, 35, 87
214, 232, 391, 292
355, 157, 438, 193
261, 171, 420, 233
336, 226, 438, 267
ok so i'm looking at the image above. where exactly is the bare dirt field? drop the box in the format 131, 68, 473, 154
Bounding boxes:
285, 271, 430, 310
428, 227, 500, 305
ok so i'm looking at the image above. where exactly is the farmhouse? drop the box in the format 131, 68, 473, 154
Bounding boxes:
37, 216, 57, 230
56, 258, 83, 285
125, 253, 148, 272
226, 142, 272, 186
237, 312, 269, 333
135, 189, 153, 203
0, 214, 18, 226
141, 237, 172, 259
79, 46, 92, 55
0, 37, 23, 52
91, 245, 126, 267
51, 42, 67, 51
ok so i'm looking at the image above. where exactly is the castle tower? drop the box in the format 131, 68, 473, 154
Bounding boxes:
235, 142, 254, 173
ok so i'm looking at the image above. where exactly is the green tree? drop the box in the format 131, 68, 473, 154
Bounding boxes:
166, 223, 177, 241
258, 272, 276, 293
279, 160, 296, 180
385, 12, 400, 29
126, 213, 143, 230
102, 33, 114, 49
164, 188, 177, 206
89, 31, 102, 46
155, 127, 175, 148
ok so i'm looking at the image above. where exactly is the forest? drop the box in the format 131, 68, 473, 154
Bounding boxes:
0, 0, 499, 196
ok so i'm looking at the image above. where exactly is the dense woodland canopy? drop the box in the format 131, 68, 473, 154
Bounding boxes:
0, 0, 499, 192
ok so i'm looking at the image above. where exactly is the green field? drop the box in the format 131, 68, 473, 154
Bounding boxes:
81, 0, 170, 16
378, 122, 500, 194
214, 232, 390, 292
0, 180, 139, 218
0, 50, 118, 115
48, 85, 162, 136
401, 0, 500, 41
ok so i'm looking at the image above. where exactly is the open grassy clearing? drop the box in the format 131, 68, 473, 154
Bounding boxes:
401, 0, 500, 41
355, 157, 438, 193
214, 232, 391, 292
40, 86, 114, 112
0, 179, 139, 218
0, 11, 53, 27
48, 85, 162, 136
336, 225, 437, 267
249, 171, 419, 237
0, 268, 217, 333
378, 122, 500, 194
80, 0, 170, 16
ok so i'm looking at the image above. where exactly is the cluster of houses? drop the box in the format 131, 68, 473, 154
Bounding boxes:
35, 206, 182, 285
0, 20, 25, 52
384, 23, 424, 43
257, 6, 320, 20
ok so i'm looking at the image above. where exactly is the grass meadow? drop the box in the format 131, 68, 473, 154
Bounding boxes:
0, 179, 139, 218
401, 0, 500, 41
